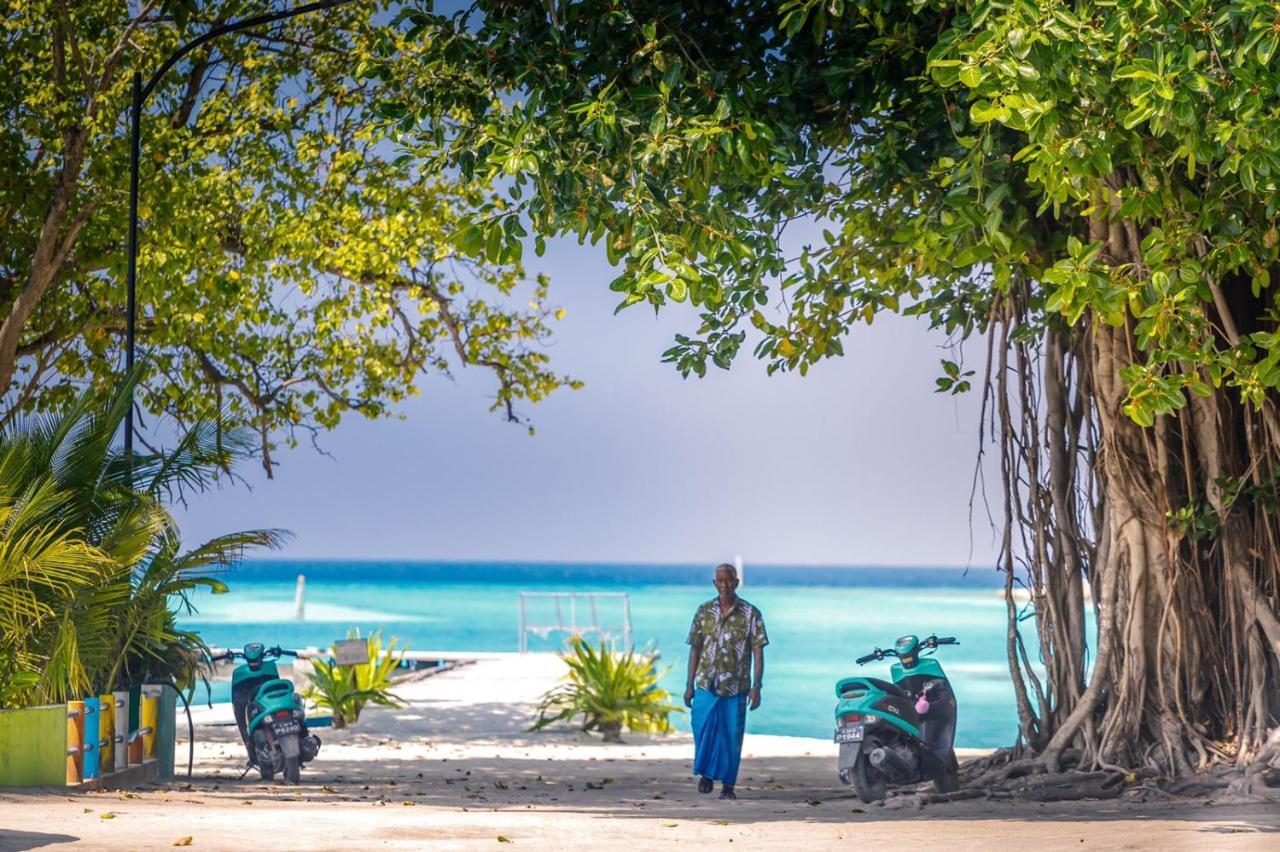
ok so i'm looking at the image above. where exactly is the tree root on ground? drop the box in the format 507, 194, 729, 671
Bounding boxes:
868, 740, 1280, 810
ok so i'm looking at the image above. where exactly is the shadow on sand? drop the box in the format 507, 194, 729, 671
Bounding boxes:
0, 829, 79, 852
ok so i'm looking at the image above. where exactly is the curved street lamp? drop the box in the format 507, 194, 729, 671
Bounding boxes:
124, 0, 365, 456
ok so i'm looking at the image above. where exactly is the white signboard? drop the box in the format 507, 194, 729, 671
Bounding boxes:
332, 639, 370, 666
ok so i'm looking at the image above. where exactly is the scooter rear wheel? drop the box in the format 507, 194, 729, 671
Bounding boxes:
284, 755, 301, 784
851, 736, 888, 804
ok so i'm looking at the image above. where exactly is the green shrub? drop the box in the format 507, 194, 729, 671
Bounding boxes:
531, 639, 682, 743
305, 629, 406, 729
0, 377, 284, 708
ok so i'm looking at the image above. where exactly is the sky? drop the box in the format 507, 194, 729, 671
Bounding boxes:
172, 226, 1002, 569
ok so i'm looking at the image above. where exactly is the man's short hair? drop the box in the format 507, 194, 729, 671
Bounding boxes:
714, 562, 738, 578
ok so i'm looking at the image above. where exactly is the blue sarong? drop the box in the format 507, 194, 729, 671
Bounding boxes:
691, 688, 748, 786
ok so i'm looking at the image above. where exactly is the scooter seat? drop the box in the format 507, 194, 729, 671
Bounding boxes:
864, 677, 913, 699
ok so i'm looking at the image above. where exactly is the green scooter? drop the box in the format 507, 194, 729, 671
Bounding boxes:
833, 633, 960, 802
210, 643, 320, 783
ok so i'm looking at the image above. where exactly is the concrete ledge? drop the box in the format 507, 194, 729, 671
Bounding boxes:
67, 758, 158, 791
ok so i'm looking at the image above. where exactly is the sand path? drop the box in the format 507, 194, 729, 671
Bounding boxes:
1, 656, 1276, 850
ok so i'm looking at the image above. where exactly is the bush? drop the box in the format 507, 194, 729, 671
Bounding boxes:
305, 629, 406, 729
530, 639, 681, 743
0, 378, 284, 708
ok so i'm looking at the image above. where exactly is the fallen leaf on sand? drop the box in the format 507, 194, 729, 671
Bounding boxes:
322, 786, 337, 793
83, 808, 93, 813
99, 813, 117, 820
403, 801, 415, 806
661, 823, 678, 829
497, 836, 512, 844
717, 820, 729, 826
850, 808, 865, 814
173, 837, 193, 847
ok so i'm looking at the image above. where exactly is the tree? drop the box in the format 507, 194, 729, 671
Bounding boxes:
385, 0, 1280, 779
1, 1, 576, 474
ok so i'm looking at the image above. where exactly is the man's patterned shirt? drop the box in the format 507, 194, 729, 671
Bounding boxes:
686, 597, 769, 697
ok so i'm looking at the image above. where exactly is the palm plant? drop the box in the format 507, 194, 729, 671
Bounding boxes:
531, 639, 682, 743
305, 629, 406, 729
0, 375, 286, 707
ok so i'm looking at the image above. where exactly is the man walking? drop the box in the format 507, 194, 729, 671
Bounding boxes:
684, 562, 768, 800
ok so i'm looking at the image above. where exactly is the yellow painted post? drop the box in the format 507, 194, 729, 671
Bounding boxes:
65, 701, 84, 785
98, 693, 114, 772
140, 694, 158, 758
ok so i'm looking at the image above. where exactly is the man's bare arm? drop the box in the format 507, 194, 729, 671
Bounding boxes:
685, 640, 701, 707
749, 644, 764, 710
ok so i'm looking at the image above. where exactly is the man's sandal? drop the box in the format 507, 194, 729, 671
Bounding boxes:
719, 786, 737, 800
698, 776, 714, 794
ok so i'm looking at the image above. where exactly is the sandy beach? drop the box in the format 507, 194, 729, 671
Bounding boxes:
1, 655, 1276, 850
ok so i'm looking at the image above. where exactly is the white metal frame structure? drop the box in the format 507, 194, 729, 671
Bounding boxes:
518, 592, 633, 653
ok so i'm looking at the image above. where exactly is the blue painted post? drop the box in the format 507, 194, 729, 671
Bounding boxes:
81, 697, 100, 780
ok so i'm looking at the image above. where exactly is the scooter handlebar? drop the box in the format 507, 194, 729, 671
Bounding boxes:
856, 649, 894, 665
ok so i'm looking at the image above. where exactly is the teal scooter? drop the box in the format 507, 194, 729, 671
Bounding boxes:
834, 634, 960, 802
210, 643, 320, 783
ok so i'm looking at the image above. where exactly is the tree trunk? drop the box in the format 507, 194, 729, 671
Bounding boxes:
994, 194, 1280, 776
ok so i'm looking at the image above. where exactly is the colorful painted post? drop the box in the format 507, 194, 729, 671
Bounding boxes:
113, 691, 129, 771
80, 697, 100, 780
98, 693, 114, 772
65, 701, 84, 785
140, 693, 158, 758
128, 684, 141, 740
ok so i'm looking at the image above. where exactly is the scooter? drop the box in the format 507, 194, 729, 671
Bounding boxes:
833, 633, 960, 803
210, 643, 321, 783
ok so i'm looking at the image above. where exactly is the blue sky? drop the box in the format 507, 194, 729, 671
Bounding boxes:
173, 226, 1000, 568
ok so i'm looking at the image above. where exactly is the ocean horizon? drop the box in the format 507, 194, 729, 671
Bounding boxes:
180, 559, 1035, 749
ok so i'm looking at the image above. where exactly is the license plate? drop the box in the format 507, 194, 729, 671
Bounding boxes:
834, 725, 863, 744
273, 721, 299, 736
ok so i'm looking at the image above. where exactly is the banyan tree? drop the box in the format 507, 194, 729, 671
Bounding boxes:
385, 0, 1280, 783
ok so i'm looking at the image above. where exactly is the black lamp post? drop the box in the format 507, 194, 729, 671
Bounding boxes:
124, 0, 365, 456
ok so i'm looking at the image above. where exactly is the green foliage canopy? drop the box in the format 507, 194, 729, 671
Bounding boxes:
388, 0, 1280, 421
2, 1, 576, 471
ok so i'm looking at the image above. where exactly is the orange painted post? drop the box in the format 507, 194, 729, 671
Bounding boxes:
65, 701, 84, 785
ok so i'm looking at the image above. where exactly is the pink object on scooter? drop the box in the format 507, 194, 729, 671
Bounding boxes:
915, 695, 930, 715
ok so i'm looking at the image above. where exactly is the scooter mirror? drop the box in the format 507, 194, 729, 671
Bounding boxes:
244, 642, 265, 661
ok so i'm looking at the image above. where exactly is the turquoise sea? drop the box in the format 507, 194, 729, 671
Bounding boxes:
178, 561, 1034, 748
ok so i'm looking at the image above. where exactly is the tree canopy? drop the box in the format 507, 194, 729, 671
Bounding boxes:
386, 0, 1280, 780
1, 0, 577, 473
